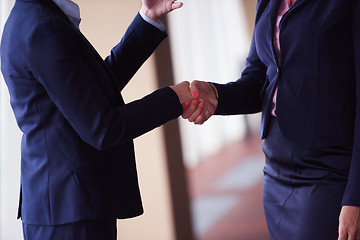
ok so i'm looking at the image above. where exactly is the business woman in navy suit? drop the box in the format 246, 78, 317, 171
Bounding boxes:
189, 0, 360, 239
0, 0, 213, 239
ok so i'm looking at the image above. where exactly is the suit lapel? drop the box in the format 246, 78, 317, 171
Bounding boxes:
44, 0, 108, 69
75, 30, 123, 98
269, 0, 310, 32
269, 0, 282, 37
291, 0, 311, 9
46, 0, 75, 26
280, 0, 311, 23
73, 29, 123, 103
268, 0, 311, 60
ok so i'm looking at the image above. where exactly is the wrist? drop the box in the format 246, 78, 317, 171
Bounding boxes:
141, 6, 160, 22
207, 82, 219, 99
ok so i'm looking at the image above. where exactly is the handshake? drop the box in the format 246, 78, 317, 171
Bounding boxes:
170, 80, 218, 125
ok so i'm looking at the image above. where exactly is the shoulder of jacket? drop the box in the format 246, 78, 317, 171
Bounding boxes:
255, 0, 270, 23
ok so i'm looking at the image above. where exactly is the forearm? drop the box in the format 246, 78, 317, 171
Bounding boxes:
115, 87, 182, 142
213, 77, 263, 115
104, 13, 167, 90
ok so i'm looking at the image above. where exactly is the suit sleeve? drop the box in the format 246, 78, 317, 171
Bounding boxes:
212, 35, 267, 115
212, 1, 267, 116
342, 0, 360, 207
28, 18, 182, 151
104, 13, 167, 91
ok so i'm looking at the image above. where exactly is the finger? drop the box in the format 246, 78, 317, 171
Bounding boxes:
196, 113, 212, 125
194, 113, 206, 125
193, 108, 206, 124
200, 101, 215, 120
172, 1, 183, 10
192, 97, 215, 124
338, 231, 348, 240
205, 106, 215, 119
188, 102, 203, 122
187, 100, 203, 122
182, 102, 189, 111
182, 100, 196, 119
195, 109, 213, 125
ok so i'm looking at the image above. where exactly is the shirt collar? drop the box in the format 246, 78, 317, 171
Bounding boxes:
52, 0, 81, 28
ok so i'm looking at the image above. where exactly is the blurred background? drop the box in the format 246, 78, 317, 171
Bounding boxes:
0, 0, 268, 239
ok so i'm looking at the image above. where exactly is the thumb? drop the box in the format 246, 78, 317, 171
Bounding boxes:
172, 1, 183, 10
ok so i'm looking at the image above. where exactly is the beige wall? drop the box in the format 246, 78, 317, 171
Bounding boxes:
78, 1, 177, 239
0, 1, 23, 239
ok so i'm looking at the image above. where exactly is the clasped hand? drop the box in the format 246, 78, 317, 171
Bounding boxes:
140, 0, 217, 124
170, 80, 218, 125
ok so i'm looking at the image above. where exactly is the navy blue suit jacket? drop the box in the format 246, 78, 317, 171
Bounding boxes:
1, 0, 182, 225
213, 0, 360, 206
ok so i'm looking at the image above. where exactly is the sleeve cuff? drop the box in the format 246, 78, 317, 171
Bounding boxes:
139, 10, 166, 32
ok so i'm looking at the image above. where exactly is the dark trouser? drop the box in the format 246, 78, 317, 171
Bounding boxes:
262, 117, 350, 240
23, 219, 117, 240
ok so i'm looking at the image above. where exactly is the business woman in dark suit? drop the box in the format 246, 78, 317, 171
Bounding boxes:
187, 0, 360, 239
0, 0, 210, 239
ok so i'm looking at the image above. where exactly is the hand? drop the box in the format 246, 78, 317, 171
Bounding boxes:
182, 80, 218, 125
170, 81, 197, 113
141, 0, 183, 22
338, 205, 360, 240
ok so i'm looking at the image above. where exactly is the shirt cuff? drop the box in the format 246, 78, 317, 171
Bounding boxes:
139, 9, 165, 32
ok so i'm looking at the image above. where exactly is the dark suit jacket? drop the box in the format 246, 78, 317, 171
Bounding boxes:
0, 0, 182, 225
213, 0, 360, 206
